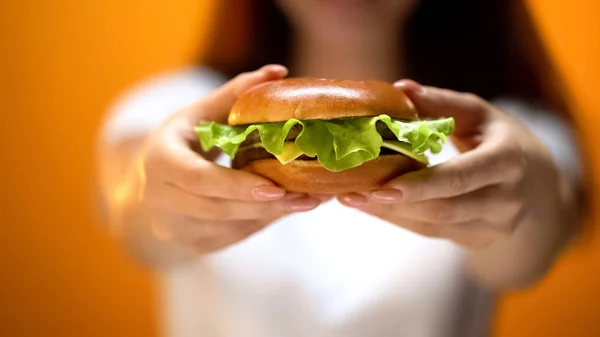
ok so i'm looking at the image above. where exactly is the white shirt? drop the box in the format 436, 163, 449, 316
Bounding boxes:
100, 67, 581, 337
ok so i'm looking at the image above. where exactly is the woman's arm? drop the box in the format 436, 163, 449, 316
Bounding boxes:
338, 80, 586, 291
97, 135, 200, 268
464, 173, 580, 289
96, 68, 226, 268
96, 65, 312, 269
464, 99, 584, 289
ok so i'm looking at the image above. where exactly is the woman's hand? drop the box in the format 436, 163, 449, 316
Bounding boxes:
119, 65, 322, 258
338, 80, 581, 289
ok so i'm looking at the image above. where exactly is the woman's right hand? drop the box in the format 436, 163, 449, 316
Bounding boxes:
127, 65, 322, 255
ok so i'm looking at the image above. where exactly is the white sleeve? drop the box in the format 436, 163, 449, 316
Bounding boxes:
99, 67, 227, 144
493, 98, 583, 182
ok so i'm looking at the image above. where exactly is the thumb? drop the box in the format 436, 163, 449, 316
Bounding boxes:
196, 64, 289, 123
394, 79, 489, 138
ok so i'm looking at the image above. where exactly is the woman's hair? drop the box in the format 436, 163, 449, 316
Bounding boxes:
202, 0, 572, 118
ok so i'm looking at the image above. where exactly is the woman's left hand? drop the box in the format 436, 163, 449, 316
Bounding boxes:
338, 80, 579, 286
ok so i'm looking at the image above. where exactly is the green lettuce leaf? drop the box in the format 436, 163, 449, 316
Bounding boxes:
195, 115, 454, 172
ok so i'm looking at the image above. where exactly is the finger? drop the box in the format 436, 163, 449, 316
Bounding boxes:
372, 185, 522, 225
394, 79, 490, 137
338, 193, 466, 238
153, 213, 275, 250
145, 182, 320, 221
377, 138, 525, 202
434, 220, 501, 250
338, 194, 501, 248
190, 219, 275, 254
147, 134, 288, 201
150, 212, 216, 245
309, 193, 336, 203
371, 195, 485, 225
199, 64, 289, 123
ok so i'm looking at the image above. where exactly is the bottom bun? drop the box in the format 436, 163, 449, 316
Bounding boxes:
241, 155, 426, 194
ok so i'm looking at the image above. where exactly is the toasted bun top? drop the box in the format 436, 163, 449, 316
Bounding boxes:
228, 78, 418, 125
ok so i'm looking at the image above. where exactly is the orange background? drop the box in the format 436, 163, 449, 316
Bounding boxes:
0, 1, 598, 336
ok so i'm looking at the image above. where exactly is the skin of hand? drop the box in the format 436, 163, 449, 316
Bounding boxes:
338, 80, 581, 289
129, 65, 324, 255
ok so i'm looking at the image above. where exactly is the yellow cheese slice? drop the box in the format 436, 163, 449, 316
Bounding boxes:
273, 142, 305, 164
381, 140, 429, 164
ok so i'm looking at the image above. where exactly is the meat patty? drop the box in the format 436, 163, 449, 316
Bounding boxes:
240, 124, 303, 147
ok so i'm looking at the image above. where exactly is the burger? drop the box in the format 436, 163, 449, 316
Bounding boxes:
195, 78, 454, 194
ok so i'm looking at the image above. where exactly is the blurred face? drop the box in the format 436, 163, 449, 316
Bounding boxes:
275, 0, 418, 41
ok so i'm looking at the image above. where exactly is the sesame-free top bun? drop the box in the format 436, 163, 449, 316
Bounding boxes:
228, 78, 418, 125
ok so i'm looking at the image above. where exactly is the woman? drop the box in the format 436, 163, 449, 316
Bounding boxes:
97, 0, 585, 336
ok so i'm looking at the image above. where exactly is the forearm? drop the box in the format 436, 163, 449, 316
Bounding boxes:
97, 137, 197, 269
465, 172, 582, 290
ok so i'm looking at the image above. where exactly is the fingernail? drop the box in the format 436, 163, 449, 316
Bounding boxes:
394, 79, 426, 95
252, 185, 286, 201
371, 189, 403, 203
262, 64, 288, 76
310, 193, 335, 202
393, 79, 409, 88
286, 197, 320, 212
283, 192, 307, 200
338, 193, 368, 208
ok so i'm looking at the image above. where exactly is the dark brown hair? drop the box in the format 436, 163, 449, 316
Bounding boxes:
203, 0, 572, 118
